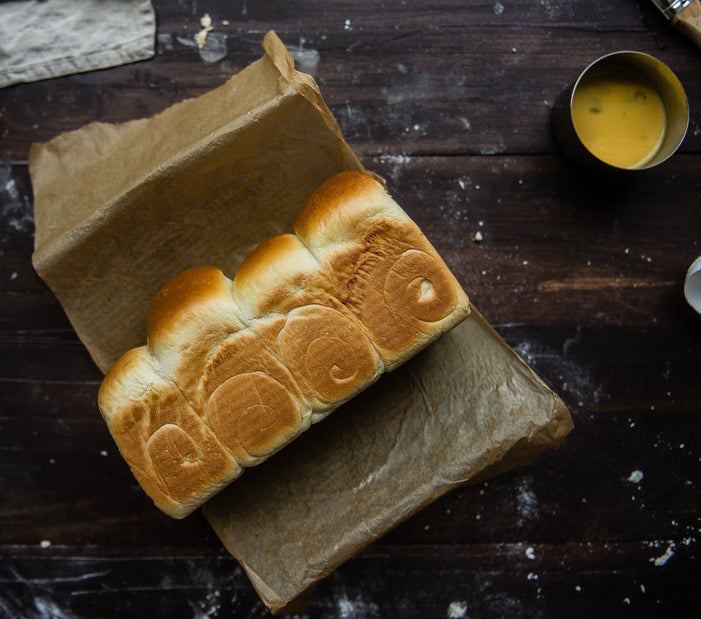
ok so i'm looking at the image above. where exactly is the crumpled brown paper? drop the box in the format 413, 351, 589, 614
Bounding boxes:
203, 310, 572, 613
31, 30, 365, 373
29, 30, 573, 615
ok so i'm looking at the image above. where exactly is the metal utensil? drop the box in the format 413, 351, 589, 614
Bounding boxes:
649, 0, 701, 49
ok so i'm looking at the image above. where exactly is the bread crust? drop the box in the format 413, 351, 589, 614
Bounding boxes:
98, 347, 240, 519
98, 171, 469, 517
296, 171, 469, 370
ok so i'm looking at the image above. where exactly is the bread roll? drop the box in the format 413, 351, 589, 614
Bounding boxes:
98, 171, 470, 518
97, 346, 240, 519
147, 266, 248, 405
296, 172, 468, 370
232, 233, 383, 419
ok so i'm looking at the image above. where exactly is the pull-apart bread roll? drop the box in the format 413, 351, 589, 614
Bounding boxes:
98, 171, 470, 518
296, 172, 468, 370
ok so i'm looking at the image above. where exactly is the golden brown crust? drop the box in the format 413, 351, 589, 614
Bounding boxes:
274, 304, 382, 414
296, 172, 470, 370
198, 327, 311, 466
98, 347, 240, 518
147, 266, 234, 344
295, 171, 386, 241
233, 233, 338, 318
146, 266, 248, 406
98, 171, 469, 518
232, 230, 384, 416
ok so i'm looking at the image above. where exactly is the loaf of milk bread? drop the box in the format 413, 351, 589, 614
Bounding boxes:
98, 171, 470, 518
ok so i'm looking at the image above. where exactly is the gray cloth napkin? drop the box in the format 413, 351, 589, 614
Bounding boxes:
0, 0, 156, 88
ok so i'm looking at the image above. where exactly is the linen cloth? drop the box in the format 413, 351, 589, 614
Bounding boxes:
0, 0, 156, 88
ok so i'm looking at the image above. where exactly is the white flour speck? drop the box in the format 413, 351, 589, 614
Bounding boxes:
651, 543, 675, 566
479, 139, 505, 155
1, 163, 33, 243
447, 600, 468, 618
539, 0, 561, 19
378, 154, 411, 184
40, 539, 51, 548
517, 477, 539, 525
494, 2, 505, 15
337, 592, 379, 618
525, 546, 536, 560
628, 470, 644, 484
288, 43, 320, 74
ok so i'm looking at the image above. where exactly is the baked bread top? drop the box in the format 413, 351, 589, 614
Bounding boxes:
98, 171, 470, 518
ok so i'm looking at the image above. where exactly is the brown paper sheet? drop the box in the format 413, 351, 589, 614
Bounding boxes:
203, 310, 572, 613
30, 30, 364, 373
29, 30, 573, 614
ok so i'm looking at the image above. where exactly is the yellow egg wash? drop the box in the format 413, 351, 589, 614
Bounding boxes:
571, 70, 667, 169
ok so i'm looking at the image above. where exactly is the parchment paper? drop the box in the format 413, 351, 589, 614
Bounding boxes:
29, 30, 573, 614
31, 30, 364, 373
204, 310, 572, 613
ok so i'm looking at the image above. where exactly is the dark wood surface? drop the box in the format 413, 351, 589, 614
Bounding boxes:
1, 1, 700, 617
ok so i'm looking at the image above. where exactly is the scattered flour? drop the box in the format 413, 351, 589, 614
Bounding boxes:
447, 600, 468, 618
337, 592, 380, 618
157, 32, 174, 51
525, 546, 536, 560
377, 154, 411, 184
512, 338, 604, 409
288, 41, 320, 74
627, 470, 644, 484
651, 543, 675, 567
458, 116, 472, 130
516, 476, 539, 526
0, 163, 33, 245
539, 0, 563, 20
188, 588, 222, 619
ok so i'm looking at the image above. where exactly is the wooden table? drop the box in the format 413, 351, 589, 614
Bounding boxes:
1, 1, 699, 617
